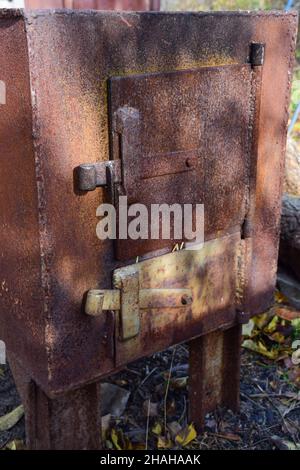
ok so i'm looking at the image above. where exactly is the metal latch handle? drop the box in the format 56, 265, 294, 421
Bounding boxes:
85, 287, 193, 341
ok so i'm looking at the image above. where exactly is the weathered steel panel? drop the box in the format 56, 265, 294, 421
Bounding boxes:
0, 10, 297, 396
0, 13, 48, 387
115, 233, 240, 366
109, 65, 252, 259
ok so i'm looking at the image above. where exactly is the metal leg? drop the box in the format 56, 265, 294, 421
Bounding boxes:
8, 353, 102, 450
189, 325, 241, 431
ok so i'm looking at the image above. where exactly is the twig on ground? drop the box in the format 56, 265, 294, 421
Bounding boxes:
145, 398, 151, 451
164, 347, 176, 435
240, 392, 267, 410
139, 367, 158, 388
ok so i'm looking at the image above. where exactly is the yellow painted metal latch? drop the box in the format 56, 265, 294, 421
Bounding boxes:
85, 261, 193, 341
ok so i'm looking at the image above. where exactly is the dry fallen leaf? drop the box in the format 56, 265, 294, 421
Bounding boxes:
253, 312, 272, 330
113, 379, 128, 387
3, 439, 25, 451
288, 366, 300, 387
170, 377, 188, 389
101, 383, 130, 417
166, 398, 177, 416
271, 435, 300, 450
264, 315, 279, 334
276, 306, 300, 321
152, 422, 162, 436
267, 331, 286, 344
0, 405, 24, 432
110, 428, 132, 450
143, 400, 159, 417
212, 432, 241, 442
168, 421, 182, 439
242, 339, 279, 360
111, 428, 121, 450
175, 423, 197, 447
242, 319, 255, 338
157, 435, 173, 449
131, 443, 146, 450
275, 290, 289, 304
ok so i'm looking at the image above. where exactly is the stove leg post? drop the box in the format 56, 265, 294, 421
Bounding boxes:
8, 353, 102, 450
189, 325, 242, 431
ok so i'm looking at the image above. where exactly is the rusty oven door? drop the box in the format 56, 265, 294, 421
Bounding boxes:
81, 60, 256, 366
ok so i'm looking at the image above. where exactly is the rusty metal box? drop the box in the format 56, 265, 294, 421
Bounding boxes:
0, 8, 297, 449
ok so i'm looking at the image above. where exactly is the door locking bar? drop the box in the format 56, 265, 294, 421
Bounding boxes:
85, 263, 193, 341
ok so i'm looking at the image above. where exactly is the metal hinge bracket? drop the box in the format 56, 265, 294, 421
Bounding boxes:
77, 105, 198, 193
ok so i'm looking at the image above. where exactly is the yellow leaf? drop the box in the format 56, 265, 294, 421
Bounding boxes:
264, 315, 279, 334
268, 332, 285, 344
124, 438, 133, 450
0, 405, 24, 432
242, 339, 279, 360
157, 436, 173, 449
175, 423, 197, 447
170, 377, 188, 389
253, 312, 271, 330
132, 443, 146, 450
4, 439, 25, 450
111, 428, 122, 450
275, 290, 289, 304
111, 428, 132, 450
152, 422, 162, 436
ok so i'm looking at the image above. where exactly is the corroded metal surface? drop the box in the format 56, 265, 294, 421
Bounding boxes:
0, 10, 297, 400
0, 8, 297, 451
189, 325, 242, 431
9, 352, 101, 450
109, 65, 252, 259
85, 241, 236, 343
85, 287, 193, 316
115, 234, 241, 366
0, 12, 48, 387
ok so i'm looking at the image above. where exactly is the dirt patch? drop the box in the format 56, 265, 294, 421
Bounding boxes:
1, 347, 299, 450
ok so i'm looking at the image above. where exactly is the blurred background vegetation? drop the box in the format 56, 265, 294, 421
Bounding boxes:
162, 0, 286, 10
161, 0, 300, 140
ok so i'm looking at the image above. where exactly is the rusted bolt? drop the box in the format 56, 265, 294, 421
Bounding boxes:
181, 294, 193, 305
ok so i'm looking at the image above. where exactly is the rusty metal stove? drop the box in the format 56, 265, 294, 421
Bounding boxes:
0, 9, 297, 449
